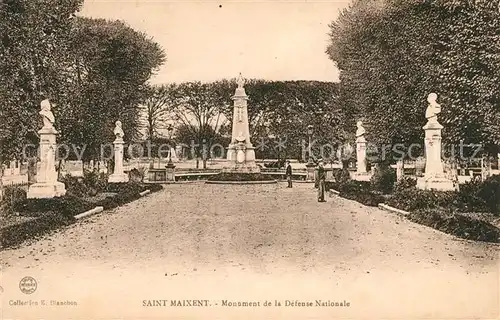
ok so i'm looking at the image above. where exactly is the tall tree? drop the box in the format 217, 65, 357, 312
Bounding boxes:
140, 84, 176, 141
0, 0, 84, 160
327, 0, 500, 162
170, 81, 230, 168
56, 17, 166, 161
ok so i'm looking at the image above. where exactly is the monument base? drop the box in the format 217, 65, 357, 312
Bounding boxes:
417, 176, 457, 191
222, 163, 261, 173
27, 182, 66, 199
353, 172, 371, 181
108, 173, 129, 183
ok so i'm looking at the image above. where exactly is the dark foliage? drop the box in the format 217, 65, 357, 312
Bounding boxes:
1, 186, 27, 209
1, 212, 75, 249
386, 187, 457, 212
147, 184, 164, 193
264, 160, 286, 169
334, 168, 352, 185
455, 181, 490, 213
13, 195, 95, 217
477, 175, 500, 214
327, 180, 383, 207
61, 170, 108, 197
388, 176, 500, 215
106, 181, 145, 194
393, 177, 417, 193
2, 182, 163, 250
408, 209, 499, 243
370, 163, 396, 194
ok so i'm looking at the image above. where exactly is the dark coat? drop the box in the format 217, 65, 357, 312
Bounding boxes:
286, 164, 292, 176
317, 166, 326, 181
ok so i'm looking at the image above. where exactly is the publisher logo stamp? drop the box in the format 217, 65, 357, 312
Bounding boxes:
19, 276, 37, 294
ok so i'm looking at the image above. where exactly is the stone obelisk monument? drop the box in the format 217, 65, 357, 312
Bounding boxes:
27, 99, 66, 198
224, 73, 260, 173
108, 120, 129, 183
417, 93, 456, 191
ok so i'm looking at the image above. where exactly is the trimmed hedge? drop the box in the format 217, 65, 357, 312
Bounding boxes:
13, 195, 95, 217
327, 174, 499, 243
387, 176, 500, 215
408, 209, 499, 243
333, 168, 351, 185
370, 162, 396, 194
61, 170, 108, 197
207, 173, 276, 182
326, 180, 384, 207
386, 187, 457, 212
477, 175, 500, 214
1, 212, 75, 249
147, 184, 164, 193
106, 181, 145, 194
1, 183, 164, 250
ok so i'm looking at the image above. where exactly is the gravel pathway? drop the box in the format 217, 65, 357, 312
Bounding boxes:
2, 182, 498, 319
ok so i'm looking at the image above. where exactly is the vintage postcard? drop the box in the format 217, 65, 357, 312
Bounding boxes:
1, 0, 499, 319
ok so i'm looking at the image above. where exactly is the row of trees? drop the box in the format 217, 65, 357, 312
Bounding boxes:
142, 80, 346, 167
0, 0, 165, 162
327, 0, 500, 160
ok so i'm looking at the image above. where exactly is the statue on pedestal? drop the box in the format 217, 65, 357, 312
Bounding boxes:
27, 98, 66, 198
417, 93, 456, 191
108, 120, 128, 183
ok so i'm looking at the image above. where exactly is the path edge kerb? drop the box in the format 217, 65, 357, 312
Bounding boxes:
378, 203, 410, 216
75, 189, 152, 220
205, 180, 278, 185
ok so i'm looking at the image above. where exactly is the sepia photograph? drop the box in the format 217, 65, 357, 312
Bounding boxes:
1, 0, 499, 319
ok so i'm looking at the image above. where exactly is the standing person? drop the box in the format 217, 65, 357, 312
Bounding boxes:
317, 160, 326, 202
285, 160, 293, 188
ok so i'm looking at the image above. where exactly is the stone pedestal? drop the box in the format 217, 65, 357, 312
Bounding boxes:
417, 121, 456, 191
27, 127, 66, 198
396, 160, 404, 181
108, 137, 129, 183
166, 162, 176, 181
353, 135, 371, 181
356, 136, 367, 174
306, 163, 316, 182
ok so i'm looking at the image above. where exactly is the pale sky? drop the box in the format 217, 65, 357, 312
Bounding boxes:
79, 0, 351, 84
